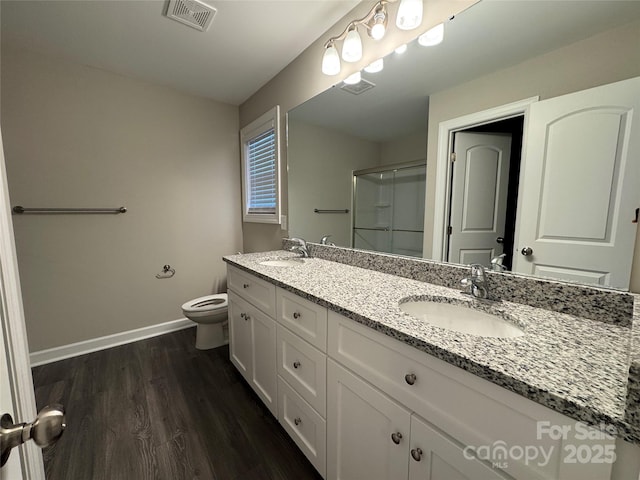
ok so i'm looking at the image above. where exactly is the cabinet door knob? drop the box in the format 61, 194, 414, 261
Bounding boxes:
294, 417, 302, 426
243, 283, 250, 288
411, 448, 423, 461
391, 432, 403, 445
293, 361, 301, 369
405, 373, 417, 385
293, 312, 301, 319
240, 313, 245, 319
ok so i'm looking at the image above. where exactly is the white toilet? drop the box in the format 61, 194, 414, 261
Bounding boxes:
181, 293, 228, 350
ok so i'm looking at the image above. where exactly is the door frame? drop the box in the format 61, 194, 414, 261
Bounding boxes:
0, 128, 46, 479
431, 97, 538, 261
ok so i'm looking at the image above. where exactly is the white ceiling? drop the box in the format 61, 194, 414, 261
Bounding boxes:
290, 0, 640, 141
0, 0, 360, 105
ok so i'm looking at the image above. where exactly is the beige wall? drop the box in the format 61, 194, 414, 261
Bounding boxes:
288, 121, 380, 246
239, 0, 476, 252
1, 47, 243, 351
424, 19, 640, 292
380, 130, 427, 166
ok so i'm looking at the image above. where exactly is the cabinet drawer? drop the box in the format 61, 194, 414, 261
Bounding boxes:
277, 324, 326, 417
227, 265, 276, 317
328, 311, 613, 480
276, 288, 327, 351
278, 376, 326, 478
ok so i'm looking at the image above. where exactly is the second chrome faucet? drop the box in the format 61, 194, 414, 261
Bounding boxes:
461, 264, 489, 299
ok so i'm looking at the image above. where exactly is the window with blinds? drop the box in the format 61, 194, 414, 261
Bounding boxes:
241, 106, 281, 224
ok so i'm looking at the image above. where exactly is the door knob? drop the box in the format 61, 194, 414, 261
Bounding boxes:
1, 404, 66, 466
391, 432, 403, 445
521, 247, 533, 256
496, 236, 504, 244
411, 447, 423, 461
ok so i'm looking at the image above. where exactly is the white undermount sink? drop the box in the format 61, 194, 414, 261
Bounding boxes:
399, 298, 524, 338
259, 258, 306, 267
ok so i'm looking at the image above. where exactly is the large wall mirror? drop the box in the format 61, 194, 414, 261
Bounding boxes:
287, 0, 640, 290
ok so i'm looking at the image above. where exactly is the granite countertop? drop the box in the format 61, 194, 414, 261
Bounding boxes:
223, 250, 639, 445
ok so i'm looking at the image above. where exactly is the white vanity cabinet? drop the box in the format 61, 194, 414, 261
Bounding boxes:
227, 266, 277, 416
327, 311, 614, 480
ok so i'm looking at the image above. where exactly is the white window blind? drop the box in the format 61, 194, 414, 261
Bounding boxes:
246, 129, 276, 215
241, 106, 281, 224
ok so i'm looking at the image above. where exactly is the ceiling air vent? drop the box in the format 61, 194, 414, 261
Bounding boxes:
340, 78, 376, 95
166, 0, 217, 32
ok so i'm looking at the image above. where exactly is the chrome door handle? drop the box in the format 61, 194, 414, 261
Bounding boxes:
1, 404, 66, 466
521, 247, 533, 256
496, 236, 504, 244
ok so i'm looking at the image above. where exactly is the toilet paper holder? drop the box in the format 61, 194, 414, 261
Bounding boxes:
156, 265, 175, 279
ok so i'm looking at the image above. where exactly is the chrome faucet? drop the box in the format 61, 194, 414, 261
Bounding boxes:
490, 253, 508, 272
320, 235, 335, 246
461, 264, 488, 299
289, 237, 309, 258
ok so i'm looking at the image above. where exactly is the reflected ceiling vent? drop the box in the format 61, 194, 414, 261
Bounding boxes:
340, 78, 376, 95
166, 0, 217, 32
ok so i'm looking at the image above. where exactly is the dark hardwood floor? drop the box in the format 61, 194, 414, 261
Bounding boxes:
32, 328, 322, 480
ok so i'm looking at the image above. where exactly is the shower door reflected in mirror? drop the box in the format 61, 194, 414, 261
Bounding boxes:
353, 163, 426, 257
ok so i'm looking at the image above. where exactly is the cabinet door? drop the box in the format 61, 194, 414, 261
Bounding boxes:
408, 415, 509, 480
250, 304, 278, 417
229, 290, 277, 417
327, 359, 410, 480
228, 291, 252, 381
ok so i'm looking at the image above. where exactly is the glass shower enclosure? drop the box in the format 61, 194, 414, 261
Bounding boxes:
352, 162, 426, 257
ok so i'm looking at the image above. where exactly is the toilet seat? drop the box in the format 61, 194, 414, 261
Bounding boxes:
181, 294, 228, 316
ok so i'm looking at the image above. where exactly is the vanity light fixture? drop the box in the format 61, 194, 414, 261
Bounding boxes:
322, 42, 341, 75
342, 27, 363, 62
396, 0, 423, 30
418, 22, 444, 46
321, 0, 422, 76
343, 71, 362, 84
364, 58, 384, 73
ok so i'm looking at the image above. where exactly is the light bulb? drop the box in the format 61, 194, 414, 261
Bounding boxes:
322, 44, 341, 76
342, 28, 363, 62
396, 0, 423, 30
364, 58, 384, 73
343, 71, 361, 85
418, 22, 444, 46
395, 44, 408, 55
370, 11, 387, 40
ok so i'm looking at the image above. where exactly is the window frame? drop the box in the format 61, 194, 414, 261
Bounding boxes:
240, 106, 281, 224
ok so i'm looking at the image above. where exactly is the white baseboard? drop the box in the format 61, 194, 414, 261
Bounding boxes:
29, 318, 194, 367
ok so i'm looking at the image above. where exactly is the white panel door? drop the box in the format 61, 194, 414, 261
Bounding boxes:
228, 291, 252, 381
513, 76, 640, 288
250, 306, 277, 417
327, 359, 410, 480
448, 133, 512, 266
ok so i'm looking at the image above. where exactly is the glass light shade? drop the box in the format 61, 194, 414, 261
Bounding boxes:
418, 23, 444, 46
364, 58, 384, 73
343, 71, 362, 85
342, 28, 363, 62
396, 0, 423, 30
322, 44, 341, 75
395, 44, 408, 55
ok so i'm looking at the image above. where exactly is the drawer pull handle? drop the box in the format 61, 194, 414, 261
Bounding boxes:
411, 448, 423, 461
243, 283, 250, 289
405, 373, 417, 385
293, 312, 301, 319
294, 417, 302, 426
240, 313, 249, 321
293, 361, 301, 369
391, 432, 403, 445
